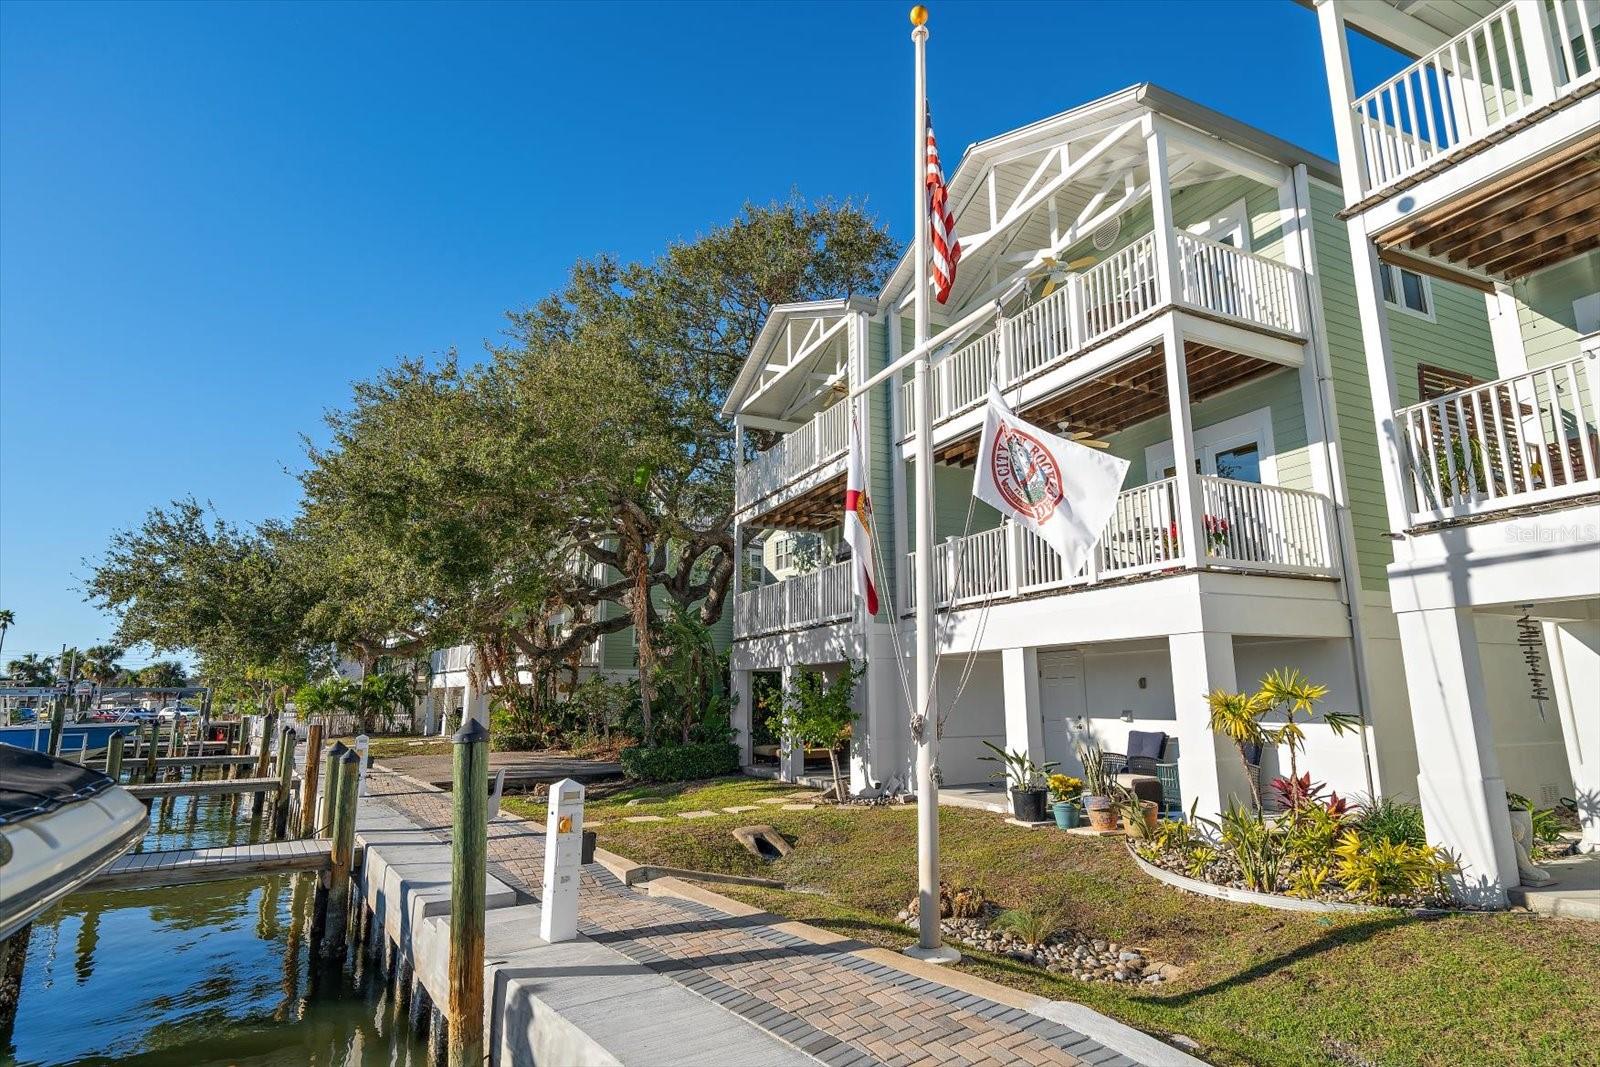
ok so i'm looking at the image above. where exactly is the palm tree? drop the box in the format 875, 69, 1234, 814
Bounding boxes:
81, 645, 126, 685
1206, 687, 1269, 809
7, 653, 55, 686
0, 609, 14, 661
358, 673, 415, 734
136, 661, 189, 688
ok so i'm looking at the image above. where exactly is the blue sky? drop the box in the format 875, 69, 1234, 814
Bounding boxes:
0, 0, 1398, 666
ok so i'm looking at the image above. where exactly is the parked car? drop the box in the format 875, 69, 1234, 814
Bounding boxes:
156, 705, 200, 721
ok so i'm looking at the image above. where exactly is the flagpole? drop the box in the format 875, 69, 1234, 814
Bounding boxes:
906, 3, 957, 964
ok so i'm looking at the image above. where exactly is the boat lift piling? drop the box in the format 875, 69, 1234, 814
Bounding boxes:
270, 726, 295, 840
448, 719, 489, 1067
104, 733, 125, 781
299, 723, 324, 838
318, 748, 359, 961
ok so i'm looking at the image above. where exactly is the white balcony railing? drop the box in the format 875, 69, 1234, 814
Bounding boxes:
1175, 233, 1303, 335
1396, 351, 1600, 525
905, 476, 1338, 611
1350, 1, 1600, 198
732, 560, 855, 639
899, 230, 1304, 434
429, 645, 472, 674
736, 395, 852, 509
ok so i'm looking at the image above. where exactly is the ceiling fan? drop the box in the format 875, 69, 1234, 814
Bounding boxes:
1054, 418, 1111, 450
1027, 253, 1099, 298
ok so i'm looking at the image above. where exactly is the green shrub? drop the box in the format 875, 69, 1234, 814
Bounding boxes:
993, 908, 1055, 946
618, 740, 739, 783
1332, 830, 1456, 904
1355, 796, 1427, 847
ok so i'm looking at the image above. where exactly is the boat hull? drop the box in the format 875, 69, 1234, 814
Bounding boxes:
0, 722, 141, 758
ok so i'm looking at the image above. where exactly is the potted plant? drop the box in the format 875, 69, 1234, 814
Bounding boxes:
1049, 774, 1084, 829
979, 741, 1055, 822
1115, 786, 1159, 838
1077, 742, 1117, 831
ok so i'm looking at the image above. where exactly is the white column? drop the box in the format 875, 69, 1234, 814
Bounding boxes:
1397, 607, 1518, 905
1001, 647, 1044, 769
1168, 631, 1251, 821
1344, 216, 1414, 534
777, 663, 804, 782
1316, 0, 1369, 205
1145, 118, 1179, 307
854, 630, 904, 795
731, 668, 754, 769
421, 689, 436, 736
1486, 284, 1529, 376
1161, 316, 1203, 565
1545, 621, 1600, 853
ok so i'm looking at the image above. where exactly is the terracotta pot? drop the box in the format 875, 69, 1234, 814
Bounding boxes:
1121, 800, 1159, 837
1083, 794, 1117, 832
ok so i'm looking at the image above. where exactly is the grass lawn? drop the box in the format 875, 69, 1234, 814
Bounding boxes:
344, 735, 455, 759
568, 777, 1599, 1067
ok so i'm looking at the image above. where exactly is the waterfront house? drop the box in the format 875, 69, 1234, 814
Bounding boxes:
725, 84, 1585, 891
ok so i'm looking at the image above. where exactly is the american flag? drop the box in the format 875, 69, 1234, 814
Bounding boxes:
926, 111, 961, 304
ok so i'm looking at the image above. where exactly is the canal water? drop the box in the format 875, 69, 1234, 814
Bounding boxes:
4, 786, 427, 1066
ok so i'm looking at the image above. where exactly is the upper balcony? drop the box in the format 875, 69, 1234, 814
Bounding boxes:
726, 298, 875, 519
1395, 341, 1599, 526
900, 228, 1306, 434
1318, 0, 1599, 282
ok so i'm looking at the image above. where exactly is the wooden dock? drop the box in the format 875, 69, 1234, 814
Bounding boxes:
90, 838, 357, 890
126, 776, 287, 800
92, 753, 259, 772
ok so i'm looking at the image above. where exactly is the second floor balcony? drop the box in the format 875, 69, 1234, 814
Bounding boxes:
1396, 344, 1600, 526
735, 394, 850, 509
732, 475, 1341, 639
901, 229, 1306, 434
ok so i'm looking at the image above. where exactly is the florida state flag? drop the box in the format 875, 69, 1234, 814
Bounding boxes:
973, 386, 1128, 576
843, 416, 879, 616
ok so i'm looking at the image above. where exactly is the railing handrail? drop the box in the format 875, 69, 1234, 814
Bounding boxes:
1394, 351, 1590, 416
736, 394, 853, 508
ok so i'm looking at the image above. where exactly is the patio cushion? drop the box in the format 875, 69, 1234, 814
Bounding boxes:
1126, 730, 1166, 761
1116, 772, 1162, 805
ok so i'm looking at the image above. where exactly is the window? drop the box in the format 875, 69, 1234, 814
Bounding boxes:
1186, 197, 1251, 251
1146, 407, 1278, 485
1380, 264, 1432, 319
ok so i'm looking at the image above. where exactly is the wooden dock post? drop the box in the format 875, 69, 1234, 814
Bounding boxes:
47, 697, 65, 757
144, 720, 160, 781
105, 732, 125, 782
319, 747, 360, 961
299, 723, 324, 838
448, 719, 488, 1067
252, 713, 276, 818
271, 726, 295, 839
0, 923, 32, 1047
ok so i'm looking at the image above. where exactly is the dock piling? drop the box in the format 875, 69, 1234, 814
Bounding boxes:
144, 720, 159, 781
251, 713, 275, 818
299, 724, 324, 838
46, 698, 65, 757
105, 732, 125, 782
271, 726, 294, 839
447, 719, 488, 1067
319, 747, 359, 961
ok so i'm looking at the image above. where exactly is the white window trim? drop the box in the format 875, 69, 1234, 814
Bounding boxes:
1186, 196, 1251, 252
1145, 407, 1279, 485
1380, 263, 1435, 323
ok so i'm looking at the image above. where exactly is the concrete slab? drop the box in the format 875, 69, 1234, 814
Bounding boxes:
1508, 852, 1600, 920
781, 803, 816, 811
722, 805, 760, 813
677, 810, 719, 819
621, 815, 666, 823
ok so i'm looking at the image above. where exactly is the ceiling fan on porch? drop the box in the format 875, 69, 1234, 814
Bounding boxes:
1053, 417, 1110, 450
1027, 253, 1099, 298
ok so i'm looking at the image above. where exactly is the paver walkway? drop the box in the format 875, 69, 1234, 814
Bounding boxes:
364, 770, 1153, 1067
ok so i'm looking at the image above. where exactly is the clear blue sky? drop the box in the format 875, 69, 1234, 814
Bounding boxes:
0, 0, 1399, 666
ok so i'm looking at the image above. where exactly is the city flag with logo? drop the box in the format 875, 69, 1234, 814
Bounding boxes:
973, 386, 1129, 575
843, 416, 879, 616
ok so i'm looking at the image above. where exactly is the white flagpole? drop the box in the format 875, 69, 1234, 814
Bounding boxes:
907, 3, 956, 964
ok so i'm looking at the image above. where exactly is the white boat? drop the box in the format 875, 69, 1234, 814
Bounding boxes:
0, 743, 147, 940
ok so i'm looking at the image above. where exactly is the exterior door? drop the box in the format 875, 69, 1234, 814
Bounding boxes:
1038, 650, 1086, 771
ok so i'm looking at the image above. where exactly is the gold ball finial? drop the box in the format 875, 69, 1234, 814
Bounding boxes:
910, 5, 928, 27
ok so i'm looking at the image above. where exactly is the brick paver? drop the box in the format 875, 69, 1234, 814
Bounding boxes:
365, 771, 1146, 1067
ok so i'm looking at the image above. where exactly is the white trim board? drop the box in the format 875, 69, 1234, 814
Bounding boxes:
1146, 406, 1279, 484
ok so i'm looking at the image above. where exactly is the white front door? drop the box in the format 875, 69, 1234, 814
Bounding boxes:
1038, 650, 1086, 771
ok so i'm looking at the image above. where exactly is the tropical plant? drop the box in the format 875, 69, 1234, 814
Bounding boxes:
6, 653, 54, 686
357, 672, 415, 733
1206, 687, 1269, 808
1332, 831, 1456, 904
979, 741, 1055, 792
1214, 801, 1287, 892
1270, 772, 1348, 815
294, 677, 357, 720
1113, 786, 1156, 840
0, 609, 13, 660
136, 660, 189, 688
1257, 668, 1359, 791
80, 645, 126, 685
1354, 797, 1428, 847
782, 661, 864, 801
992, 908, 1055, 947
1076, 741, 1112, 797
651, 605, 733, 746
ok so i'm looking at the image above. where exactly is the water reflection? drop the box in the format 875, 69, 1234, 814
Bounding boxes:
6, 769, 426, 1066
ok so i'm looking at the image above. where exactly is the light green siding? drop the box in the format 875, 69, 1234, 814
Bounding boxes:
1306, 179, 1497, 589
1515, 251, 1599, 369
